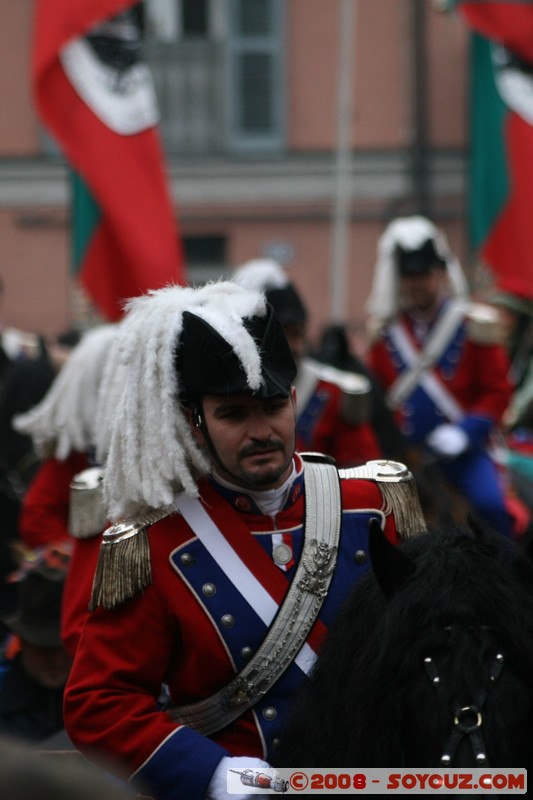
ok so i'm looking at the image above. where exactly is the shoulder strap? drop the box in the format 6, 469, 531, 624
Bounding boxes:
167, 461, 341, 735
386, 298, 468, 411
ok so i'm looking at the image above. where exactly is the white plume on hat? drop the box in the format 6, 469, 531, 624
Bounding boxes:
232, 258, 290, 292
365, 216, 469, 322
102, 281, 269, 521
13, 325, 118, 460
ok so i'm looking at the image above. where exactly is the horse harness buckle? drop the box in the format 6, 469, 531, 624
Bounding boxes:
453, 705, 482, 733
423, 649, 505, 767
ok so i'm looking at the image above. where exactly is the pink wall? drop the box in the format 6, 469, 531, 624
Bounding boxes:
0, 0, 41, 155
0, 209, 71, 336
427, 8, 468, 147
287, 0, 340, 150
287, 0, 466, 152
352, 0, 408, 149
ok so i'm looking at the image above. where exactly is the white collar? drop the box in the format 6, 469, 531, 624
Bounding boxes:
213, 461, 297, 517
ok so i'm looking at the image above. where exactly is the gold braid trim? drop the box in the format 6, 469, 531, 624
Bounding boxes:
378, 478, 426, 540
339, 459, 427, 541
89, 506, 174, 611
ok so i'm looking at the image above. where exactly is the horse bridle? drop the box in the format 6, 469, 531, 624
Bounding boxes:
423, 640, 505, 767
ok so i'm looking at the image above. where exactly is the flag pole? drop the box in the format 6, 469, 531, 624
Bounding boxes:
330, 0, 357, 323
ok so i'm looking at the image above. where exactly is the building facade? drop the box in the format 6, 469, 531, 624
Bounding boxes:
0, 0, 469, 343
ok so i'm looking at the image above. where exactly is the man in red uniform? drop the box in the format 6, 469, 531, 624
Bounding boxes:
64, 282, 425, 800
232, 259, 382, 466
366, 215, 513, 536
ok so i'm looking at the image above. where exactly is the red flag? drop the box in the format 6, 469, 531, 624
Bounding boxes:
32, 1, 186, 321
458, 2, 533, 301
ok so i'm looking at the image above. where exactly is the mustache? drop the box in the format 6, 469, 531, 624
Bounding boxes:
239, 440, 285, 458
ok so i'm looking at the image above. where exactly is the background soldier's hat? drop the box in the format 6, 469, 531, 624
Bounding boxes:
232, 258, 308, 326
395, 237, 447, 277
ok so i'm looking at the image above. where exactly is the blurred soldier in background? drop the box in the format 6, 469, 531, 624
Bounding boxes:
366, 215, 513, 536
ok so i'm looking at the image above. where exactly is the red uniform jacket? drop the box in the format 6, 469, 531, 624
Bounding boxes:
18, 452, 89, 549
16, 452, 106, 658
367, 309, 512, 445
296, 378, 381, 466
64, 458, 406, 800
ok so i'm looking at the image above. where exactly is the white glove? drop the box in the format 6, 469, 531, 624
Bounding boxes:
206, 756, 271, 800
426, 423, 469, 458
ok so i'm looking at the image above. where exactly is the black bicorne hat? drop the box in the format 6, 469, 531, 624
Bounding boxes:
264, 284, 308, 326
3, 566, 65, 647
176, 302, 297, 402
396, 237, 447, 277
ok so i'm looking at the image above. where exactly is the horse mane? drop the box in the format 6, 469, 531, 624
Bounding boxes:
277, 524, 533, 769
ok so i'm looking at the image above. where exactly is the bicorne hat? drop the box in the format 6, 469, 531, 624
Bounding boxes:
395, 237, 447, 277
176, 302, 296, 402
4, 566, 65, 647
232, 259, 308, 326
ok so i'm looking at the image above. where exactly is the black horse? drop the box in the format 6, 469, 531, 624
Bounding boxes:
277, 520, 533, 774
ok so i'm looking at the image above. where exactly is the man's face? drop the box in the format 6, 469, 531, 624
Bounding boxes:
193, 389, 297, 490
399, 268, 448, 313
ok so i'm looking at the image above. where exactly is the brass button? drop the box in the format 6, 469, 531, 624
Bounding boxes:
221, 614, 235, 629
202, 583, 216, 597
263, 707, 277, 721
354, 550, 367, 565
180, 552, 195, 566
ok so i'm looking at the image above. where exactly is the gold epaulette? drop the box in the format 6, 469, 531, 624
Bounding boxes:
69, 467, 107, 540
339, 459, 427, 541
89, 506, 174, 611
466, 302, 505, 345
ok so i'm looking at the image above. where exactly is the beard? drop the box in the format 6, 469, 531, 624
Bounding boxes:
234, 458, 293, 489
233, 438, 294, 489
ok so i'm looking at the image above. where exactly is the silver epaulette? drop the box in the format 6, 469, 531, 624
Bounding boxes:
69, 466, 107, 539
339, 459, 427, 539
338, 459, 412, 483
